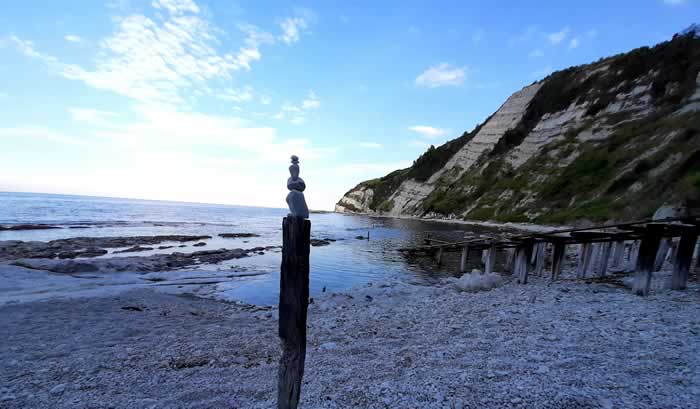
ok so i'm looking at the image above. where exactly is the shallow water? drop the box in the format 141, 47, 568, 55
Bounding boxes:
0, 192, 508, 305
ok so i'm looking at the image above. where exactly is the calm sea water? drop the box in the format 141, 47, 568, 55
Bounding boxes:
0, 192, 503, 305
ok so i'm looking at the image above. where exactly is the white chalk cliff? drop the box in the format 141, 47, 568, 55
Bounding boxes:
336, 29, 700, 224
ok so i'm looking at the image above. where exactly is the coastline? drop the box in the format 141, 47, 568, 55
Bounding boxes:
1, 272, 697, 408
336, 211, 573, 233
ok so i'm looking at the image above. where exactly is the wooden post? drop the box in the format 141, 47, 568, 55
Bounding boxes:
534, 242, 545, 277
551, 241, 565, 281
515, 241, 533, 284
626, 241, 640, 272
671, 231, 698, 290
577, 243, 593, 278
278, 217, 311, 409
504, 248, 515, 273
459, 244, 469, 274
597, 242, 612, 277
633, 227, 663, 296
484, 243, 496, 275
435, 246, 444, 266
610, 240, 625, 270
653, 238, 671, 271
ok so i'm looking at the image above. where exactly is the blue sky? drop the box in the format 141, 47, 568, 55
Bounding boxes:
0, 0, 697, 209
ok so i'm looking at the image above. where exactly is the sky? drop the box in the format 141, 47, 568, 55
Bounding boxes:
0, 0, 697, 210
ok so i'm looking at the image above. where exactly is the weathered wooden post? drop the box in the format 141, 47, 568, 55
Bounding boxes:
515, 240, 533, 284
654, 238, 671, 271
626, 241, 640, 272
632, 225, 663, 296
533, 242, 545, 277
551, 241, 566, 281
576, 243, 593, 278
484, 243, 496, 275
278, 155, 311, 409
610, 240, 625, 270
597, 242, 612, 277
435, 246, 444, 266
671, 229, 698, 290
504, 248, 515, 273
459, 244, 469, 274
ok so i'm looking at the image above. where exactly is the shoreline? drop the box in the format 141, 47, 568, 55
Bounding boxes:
1, 273, 698, 408
337, 211, 572, 233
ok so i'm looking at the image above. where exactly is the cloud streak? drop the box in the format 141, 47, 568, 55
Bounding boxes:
415, 63, 467, 88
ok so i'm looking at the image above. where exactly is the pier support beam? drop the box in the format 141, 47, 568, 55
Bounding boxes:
597, 242, 612, 277
515, 241, 534, 284
504, 248, 515, 273
459, 245, 469, 274
610, 240, 625, 270
654, 238, 672, 272
671, 231, 698, 290
626, 241, 640, 272
551, 241, 566, 281
484, 243, 496, 275
533, 242, 545, 277
633, 228, 663, 296
435, 246, 444, 266
577, 243, 593, 278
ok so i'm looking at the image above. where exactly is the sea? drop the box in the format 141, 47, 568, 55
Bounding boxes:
0, 192, 503, 305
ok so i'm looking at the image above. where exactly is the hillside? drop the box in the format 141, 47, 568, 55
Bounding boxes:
336, 29, 700, 224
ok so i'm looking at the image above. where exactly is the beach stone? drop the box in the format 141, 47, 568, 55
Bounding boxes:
49, 384, 66, 395
319, 342, 338, 350
286, 155, 309, 218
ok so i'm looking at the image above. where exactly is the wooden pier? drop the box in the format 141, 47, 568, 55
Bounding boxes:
399, 216, 700, 296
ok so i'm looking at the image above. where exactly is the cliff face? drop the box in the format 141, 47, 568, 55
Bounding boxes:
336, 31, 700, 224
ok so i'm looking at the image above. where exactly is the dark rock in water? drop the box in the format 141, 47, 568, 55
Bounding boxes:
158, 246, 174, 250
355, 235, 367, 240
12, 245, 269, 274
178, 245, 187, 248
114, 246, 154, 254
0, 235, 212, 261
192, 242, 206, 247
218, 233, 260, 239
57, 248, 108, 259
0, 224, 62, 231
68, 226, 90, 229
310, 239, 332, 247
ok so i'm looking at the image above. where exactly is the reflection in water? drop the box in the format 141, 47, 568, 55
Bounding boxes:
0, 192, 515, 305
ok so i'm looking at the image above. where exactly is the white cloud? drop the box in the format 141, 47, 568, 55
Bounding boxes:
548, 27, 570, 45
358, 142, 383, 149
279, 17, 306, 44
415, 63, 467, 88
68, 108, 118, 126
259, 94, 272, 105
569, 37, 580, 49
215, 86, 254, 103
290, 116, 306, 125
151, 0, 199, 14
64, 34, 84, 43
5, 1, 308, 108
528, 49, 544, 58
0, 92, 7, 98
409, 125, 448, 138
301, 91, 320, 109
0, 126, 83, 145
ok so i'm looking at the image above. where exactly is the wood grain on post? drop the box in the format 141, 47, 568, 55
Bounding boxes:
551, 241, 565, 281
459, 244, 469, 274
671, 231, 698, 290
278, 216, 311, 409
633, 227, 663, 296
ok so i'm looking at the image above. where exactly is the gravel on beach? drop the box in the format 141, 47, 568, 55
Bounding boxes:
1, 274, 698, 408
